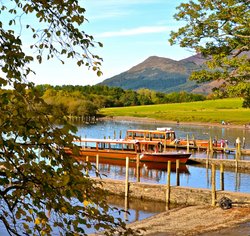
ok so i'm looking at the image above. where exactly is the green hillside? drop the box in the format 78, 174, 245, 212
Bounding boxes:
100, 98, 250, 125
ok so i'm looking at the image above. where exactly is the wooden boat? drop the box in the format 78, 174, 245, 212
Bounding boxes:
65, 138, 191, 164
125, 127, 227, 149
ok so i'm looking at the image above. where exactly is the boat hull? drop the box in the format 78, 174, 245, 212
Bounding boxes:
76, 156, 190, 173
74, 148, 191, 164
140, 152, 191, 164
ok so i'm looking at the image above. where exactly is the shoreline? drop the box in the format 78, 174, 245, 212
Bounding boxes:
100, 116, 249, 130
128, 205, 250, 236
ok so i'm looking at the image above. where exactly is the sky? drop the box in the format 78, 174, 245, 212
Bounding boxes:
28, 0, 194, 86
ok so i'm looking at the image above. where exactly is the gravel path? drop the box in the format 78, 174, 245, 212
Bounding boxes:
129, 205, 250, 235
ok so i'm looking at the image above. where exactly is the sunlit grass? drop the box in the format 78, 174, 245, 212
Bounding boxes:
100, 98, 250, 125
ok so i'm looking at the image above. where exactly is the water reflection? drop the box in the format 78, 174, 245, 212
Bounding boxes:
106, 195, 166, 223
82, 158, 249, 193
81, 157, 189, 183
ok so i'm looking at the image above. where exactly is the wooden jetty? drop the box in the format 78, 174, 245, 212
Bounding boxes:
166, 143, 250, 155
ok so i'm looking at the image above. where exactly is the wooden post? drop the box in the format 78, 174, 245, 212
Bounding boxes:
114, 130, 116, 139
235, 137, 240, 169
125, 156, 129, 197
235, 152, 238, 169
211, 164, 216, 206
136, 154, 140, 182
96, 154, 99, 172
86, 156, 89, 175
209, 137, 213, 154
237, 138, 241, 158
166, 161, 171, 206
206, 149, 209, 168
124, 196, 129, 221
186, 134, 189, 153
192, 135, 197, 148
119, 130, 122, 139
242, 137, 246, 149
220, 163, 224, 191
176, 159, 180, 186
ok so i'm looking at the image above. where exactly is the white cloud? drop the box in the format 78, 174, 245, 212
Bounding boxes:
97, 26, 175, 38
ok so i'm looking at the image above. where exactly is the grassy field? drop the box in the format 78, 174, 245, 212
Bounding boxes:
100, 98, 250, 125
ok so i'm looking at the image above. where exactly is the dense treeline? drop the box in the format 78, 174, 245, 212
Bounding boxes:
35, 84, 206, 117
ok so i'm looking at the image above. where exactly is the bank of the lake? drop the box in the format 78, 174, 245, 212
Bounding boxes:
99, 97, 250, 126
99, 115, 249, 130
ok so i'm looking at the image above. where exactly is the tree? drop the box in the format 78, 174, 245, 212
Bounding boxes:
169, 0, 250, 107
0, 1, 138, 235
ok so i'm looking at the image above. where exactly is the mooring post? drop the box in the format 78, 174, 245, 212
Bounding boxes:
192, 135, 197, 148
220, 163, 224, 191
96, 154, 99, 173
237, 138, 241, 158
136, 154, 140, 182
166, 161, 171, 206
242, 137, 246, 149
209, 137, 213, 154
206, 149, 209, 168
186, 134, 189, 153
124, 196, 129, 221
211, 164, 216, 206
235, 138, 240, 169
235, 152, 238, 169
114, 130, 116, 139
176, 159, 180, 186
119, 130, 122, 139
85, 156, 89, 175
125, 156, 129, 197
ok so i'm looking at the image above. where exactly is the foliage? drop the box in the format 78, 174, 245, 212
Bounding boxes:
0, 1, 139, 235
36, 84, 206, 110
100, 98, 250, 125
169, 0, 250, 107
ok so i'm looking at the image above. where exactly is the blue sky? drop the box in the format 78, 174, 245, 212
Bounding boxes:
30, 0, 193, 86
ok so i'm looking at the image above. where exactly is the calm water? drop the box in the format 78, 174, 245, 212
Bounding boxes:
0, 196, 166, 236
75, 120, 250, 193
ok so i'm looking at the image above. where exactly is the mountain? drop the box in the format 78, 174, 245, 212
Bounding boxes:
98, 55, 210, 94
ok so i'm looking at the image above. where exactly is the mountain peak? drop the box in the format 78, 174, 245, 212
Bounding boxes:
128, 56, 182, 73
98, 54, 213, 94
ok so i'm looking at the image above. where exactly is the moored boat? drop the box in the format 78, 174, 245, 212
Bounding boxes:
65, 138, 191, 164
125, 127, 228, 149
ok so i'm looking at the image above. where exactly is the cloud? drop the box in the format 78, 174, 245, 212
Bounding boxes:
97, 26, 175, 38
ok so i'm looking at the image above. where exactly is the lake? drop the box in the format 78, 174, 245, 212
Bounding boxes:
75, 119, 250, 193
